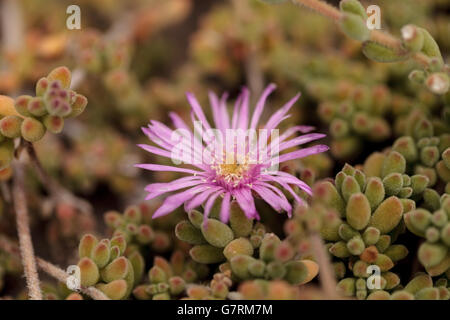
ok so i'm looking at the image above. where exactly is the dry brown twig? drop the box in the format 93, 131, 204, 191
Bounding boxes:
309, 232, 340, 299
12, 161, 42, 300
36, 257, 110, 300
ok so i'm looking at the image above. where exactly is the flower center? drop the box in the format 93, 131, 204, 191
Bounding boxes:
211, 153, 251, 187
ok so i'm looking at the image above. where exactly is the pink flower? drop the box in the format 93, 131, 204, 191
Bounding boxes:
136, 84, 328, 222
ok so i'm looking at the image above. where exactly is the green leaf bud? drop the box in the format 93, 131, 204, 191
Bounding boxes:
230, 202, 253, 237
20, 117, 46, 142
175, 220, 205, 245
339, 13, 370, 41
346, 193, 371, 230
223, 238, 254, 260
190, 245, 225, 264
78, 257, 99, 287
362, 227, 380, 246
369, 196, 403, 234
381, 151, 406, 178
201, 219, 234, 248
382, 173, 403, 196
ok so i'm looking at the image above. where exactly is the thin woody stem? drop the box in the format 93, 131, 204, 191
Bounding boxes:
290, 0, 430, 67
12, 161, 42, 300
310, 232, 340, 299
36, 257, 110, 300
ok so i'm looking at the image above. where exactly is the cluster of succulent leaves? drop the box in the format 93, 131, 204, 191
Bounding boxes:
0, 67, 87, 173
175, 205, 318, 288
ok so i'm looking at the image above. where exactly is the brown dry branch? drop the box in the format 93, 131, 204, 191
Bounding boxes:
36, 257, 110, 300
309, 232, 340, 299
12, 161, 42, 300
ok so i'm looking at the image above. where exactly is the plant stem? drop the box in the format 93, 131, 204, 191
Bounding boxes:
12, 161, 42, 300
290, 0, 430, 67
36, 257, 110, 300
310, 232, 340, 299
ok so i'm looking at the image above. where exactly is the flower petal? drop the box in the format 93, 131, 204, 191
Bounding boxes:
220, 192, 231, 223
250, 83, 276, 130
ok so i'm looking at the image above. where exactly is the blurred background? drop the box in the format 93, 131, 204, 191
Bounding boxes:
0, 0, 448, 296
